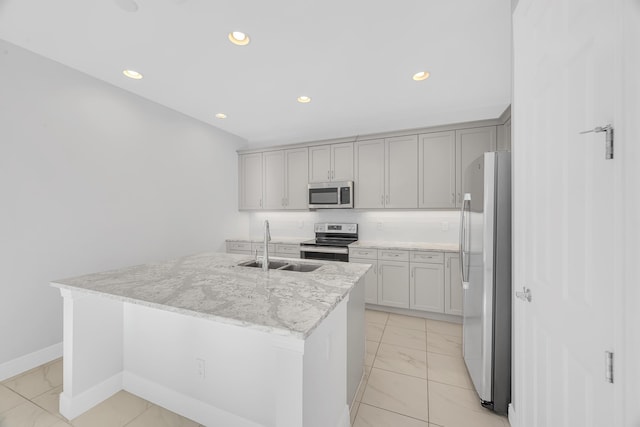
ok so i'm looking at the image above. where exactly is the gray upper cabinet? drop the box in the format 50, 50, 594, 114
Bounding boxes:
354, 139, 385, 208
386, 135, 418, 209
284, 147, 309, 209
263, 150, 286, 209
240, 148, 308, 210
355, 136, 417, 209
497, 118, 512, 152
418, 131, 456, 208
239, 152, 263, 210
455, 126, 497, 206
308, 142, 353, 183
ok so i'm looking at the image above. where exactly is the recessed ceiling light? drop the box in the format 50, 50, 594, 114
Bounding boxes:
297, 96, 311, 103
123, 69, 143, 80
228, 31, 250, 46
215, 113, 227, 119
412, 71, 430, 81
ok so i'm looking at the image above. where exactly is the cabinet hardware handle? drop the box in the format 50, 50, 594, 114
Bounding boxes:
386, 194, 390, 204
451, 193, 455, 204
327, 170, 330, 180
259, 198, 262, 207
332, 170, 335, 179
381, 195, 384, 205
411, 268, 414, 278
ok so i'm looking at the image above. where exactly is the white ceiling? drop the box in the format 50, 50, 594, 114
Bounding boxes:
0, 0, 512, 146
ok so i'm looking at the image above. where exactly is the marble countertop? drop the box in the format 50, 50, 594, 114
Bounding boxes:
50, 252, 369, 340
226, 237, 311, 244
349, 241, 459, 252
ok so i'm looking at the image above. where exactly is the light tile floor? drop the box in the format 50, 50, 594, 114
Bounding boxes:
351, 309, 510, 427
0, 359, 201, 427
0, 310, 510, 427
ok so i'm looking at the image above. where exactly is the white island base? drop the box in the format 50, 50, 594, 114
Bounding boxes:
58, 288, 353, 427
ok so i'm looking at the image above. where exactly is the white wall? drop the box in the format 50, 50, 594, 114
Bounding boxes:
0, 39, 248, 370
246, 210, 460, 243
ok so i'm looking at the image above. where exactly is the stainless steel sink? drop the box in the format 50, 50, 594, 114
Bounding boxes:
237, 260, 289, 270
278, 263, 322, 272
237, 260, 321, 272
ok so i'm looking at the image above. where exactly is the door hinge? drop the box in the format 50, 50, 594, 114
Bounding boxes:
579, 124, 614, 160
605, 351, 614, 383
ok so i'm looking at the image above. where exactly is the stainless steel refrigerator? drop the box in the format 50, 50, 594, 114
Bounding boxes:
459, 151, 511, 414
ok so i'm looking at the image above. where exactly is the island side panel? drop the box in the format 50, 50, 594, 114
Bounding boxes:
122, 302, 290, 427
302, 297, 350, 427
58, 289, 124, 420
346, 276, 365, 405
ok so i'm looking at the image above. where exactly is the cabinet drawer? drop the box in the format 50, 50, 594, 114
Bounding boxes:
378, 250, 409, 262
410, 251, 444, 263
349, 248, 378, 260
251, 243, 276, 253
275, 244, 300, 255
226, 241, 251, 252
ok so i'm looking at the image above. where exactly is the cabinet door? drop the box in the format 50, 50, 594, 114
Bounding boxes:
410, 262, 444, 312
455, 126, 497, 206
419, 131, 456, 208
284, 147, 308, 209
351, 258, 378, 304
378, 260, 409, 308
263, 151, 285, 209
331, 142, 354, 181
386, 135, 418, 208
354, 139, 385, 208
308, 145, 331, 183
445, 253, 463, 316
239, 153, 263, 210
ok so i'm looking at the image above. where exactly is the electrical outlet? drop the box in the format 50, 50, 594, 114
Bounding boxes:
196, 358, 206, 380
298, 221, 304, 229
377, 222, 384, 230
441, 221, 449, 231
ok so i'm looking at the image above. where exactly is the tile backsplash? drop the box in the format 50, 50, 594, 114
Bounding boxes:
247, 210, 460, 244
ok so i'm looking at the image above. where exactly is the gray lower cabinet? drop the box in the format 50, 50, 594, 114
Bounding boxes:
350, 258, 378, 304
377, 260, 410, 308
351, 246, 462, 317
410, 262, 445, 312
444, 253, 463, 315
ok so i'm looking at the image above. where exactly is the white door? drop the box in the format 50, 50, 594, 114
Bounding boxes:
513, 0, 619, 425
354, 139, 385, 208
330, 142, 354, 182
385, 135, 418, 209
262, 150, 285, 209
284, 147, 308, 209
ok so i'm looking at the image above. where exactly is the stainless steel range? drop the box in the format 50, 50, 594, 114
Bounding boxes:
299, 223, 358, 262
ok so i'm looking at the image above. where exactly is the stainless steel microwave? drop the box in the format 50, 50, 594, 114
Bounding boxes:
308, 181, 354, 209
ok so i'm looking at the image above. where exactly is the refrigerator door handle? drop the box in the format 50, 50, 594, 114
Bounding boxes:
459, 193, 471, 288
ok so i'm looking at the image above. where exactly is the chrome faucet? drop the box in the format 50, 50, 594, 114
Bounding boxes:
262, 220, 271, 271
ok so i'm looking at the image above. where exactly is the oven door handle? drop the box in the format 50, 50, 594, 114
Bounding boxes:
299, 246, 349, 254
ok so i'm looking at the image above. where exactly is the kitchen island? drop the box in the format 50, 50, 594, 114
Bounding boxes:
51, 252, 369, 427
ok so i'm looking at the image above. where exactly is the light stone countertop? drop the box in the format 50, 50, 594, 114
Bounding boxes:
226, 237, 311, 244
349, 241, 459, 252
50, 252, 370, 340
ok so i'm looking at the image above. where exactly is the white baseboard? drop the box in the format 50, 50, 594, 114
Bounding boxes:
0, 342, 63, 381
122, 371, 263, 427
508, 403, 517, 427
336, 404, 351, 427
59, 372, 122, 420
